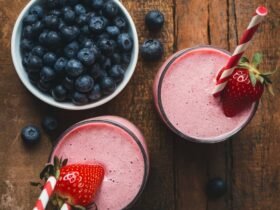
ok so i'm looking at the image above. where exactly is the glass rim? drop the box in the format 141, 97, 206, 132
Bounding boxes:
157, 45, 259, 143
49, 118, 149, 209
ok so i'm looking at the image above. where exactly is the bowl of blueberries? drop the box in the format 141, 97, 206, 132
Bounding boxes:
11, 0, 138, 110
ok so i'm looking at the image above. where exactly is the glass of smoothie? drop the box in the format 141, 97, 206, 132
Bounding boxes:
153, 45, 258, 143
50, 116, 149, 210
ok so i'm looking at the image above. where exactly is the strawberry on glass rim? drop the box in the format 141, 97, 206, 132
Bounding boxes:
221, 53, 276, 117
32, 157, 105, 210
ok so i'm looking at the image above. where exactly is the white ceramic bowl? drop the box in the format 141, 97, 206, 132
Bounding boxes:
11, 0, 139, 110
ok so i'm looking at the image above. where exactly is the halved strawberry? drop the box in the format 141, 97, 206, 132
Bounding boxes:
221, 53, 275, 117
33, 157, 105, 210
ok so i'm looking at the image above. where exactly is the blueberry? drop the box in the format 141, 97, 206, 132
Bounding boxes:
29, 5, 44, 18
141, 39, 164, 61
46, 0, 60, 9
64, 41, 79, 58
21, 39, 34, 52
43, 52, 57, 67
109, 65, 125, 83
60, 26, 80, 42
89, 63, 107, 80
46, 31, 61, 45
23, 14, 38, 25
100, 76, 116, 95
22, 53, 32, 68
42, 116, 58, 132
102, 1, 119, 18
102, 58, 112, 71
76, 14, 88, 26
114, 16, 127, 30
32, 21, 45, 34
89, 16, 107, 34
32, 46, 45, 57
82, 39, 95, 48
66, 59, 84, 77
72, 92, 88, 105
89, 45, 101, 58
75, 75, 94, 93
145, 10, 165, 32
39, 31, 48, 45
117, 33, 133, 51
40, 67, 56, 82
74, 4, 86, 15
63, 9, 76, 24
88, 84, 102, 101
37, 80, 52, 92
28, 55, 43, 69
122, 53, 131, 64
28, 72, 40, 84
54, 57, 67, 74
52, 85, 67, 101
62, 76, 74, 90
97, 33, 110, 42
77, 48, 96, 66
44, 15, 59, 29
98, 38, 116, 55
106, 26, 120, 38
49, 9, 62, 17
21, 125, 41, 145
23, 25, 35, 39
81, 25, 90, 35
67, 0, 79, 6
206, 178, 227, 199
91, 0, 104, 10
111, 52, 121, 64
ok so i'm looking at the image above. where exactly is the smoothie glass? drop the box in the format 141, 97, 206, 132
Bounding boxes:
50, 116, 149, 210
153, 46, 258, 143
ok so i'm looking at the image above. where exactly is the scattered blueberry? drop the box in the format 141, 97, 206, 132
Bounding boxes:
102, 1, 119, 18
64, 41, 79, 59
145, 10, 165, 32
77, 48, 95, 66
117, 33, 133, 51
141, 39, 164, 61
88, 84, 101, 101
88, 16, 107, 34
206, 178, 227, 199
108, 65, 125, 83
75, 75, 94, 93
42, 116, 58, 132
72, 91, 88, 105
21, 125, 41, 145
52, 85, 67, 101
100, 76, 116, 95
66, 59, 84, 77
43, 52, 57, 66
40, 66, 56, 82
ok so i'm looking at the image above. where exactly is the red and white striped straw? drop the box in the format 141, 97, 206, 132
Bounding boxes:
33, 176, 57, 210
61, 203, 72, 210
212, 6, 268, 97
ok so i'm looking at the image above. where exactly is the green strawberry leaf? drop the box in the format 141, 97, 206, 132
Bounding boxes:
267, 84, 275, 96
252, 52, 263, 67
249, 71, 257, 87
62, 158, 68, 167
239, 56, 249, 64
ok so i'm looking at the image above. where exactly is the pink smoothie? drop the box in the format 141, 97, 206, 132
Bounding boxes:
153, 46, 257, 143
51, 116, 149, 210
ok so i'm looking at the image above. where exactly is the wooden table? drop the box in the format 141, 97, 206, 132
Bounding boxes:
0, 0, 279, 209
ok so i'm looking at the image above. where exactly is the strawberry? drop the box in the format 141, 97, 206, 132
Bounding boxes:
221, 53, 275, 117
33, 157, 105, 210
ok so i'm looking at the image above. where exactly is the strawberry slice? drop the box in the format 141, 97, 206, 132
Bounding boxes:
221, 53, 275, 117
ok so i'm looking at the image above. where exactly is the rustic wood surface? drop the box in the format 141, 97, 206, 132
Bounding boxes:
0, 0, 279, 209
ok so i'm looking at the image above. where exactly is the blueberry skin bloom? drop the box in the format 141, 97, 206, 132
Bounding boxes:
21, 125, 41, 145
141, 39, 164, 61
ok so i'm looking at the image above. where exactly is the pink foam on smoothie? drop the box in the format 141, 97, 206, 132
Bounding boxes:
51, 117, 148, 210
154, 47, 255, 141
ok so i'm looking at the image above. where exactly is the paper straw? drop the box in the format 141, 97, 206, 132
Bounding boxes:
212, 6, 268, 96
60, 203, 72, 210
33, 176, 57, 210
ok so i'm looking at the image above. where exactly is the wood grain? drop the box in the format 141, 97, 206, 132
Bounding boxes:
0, 0, 280, 209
